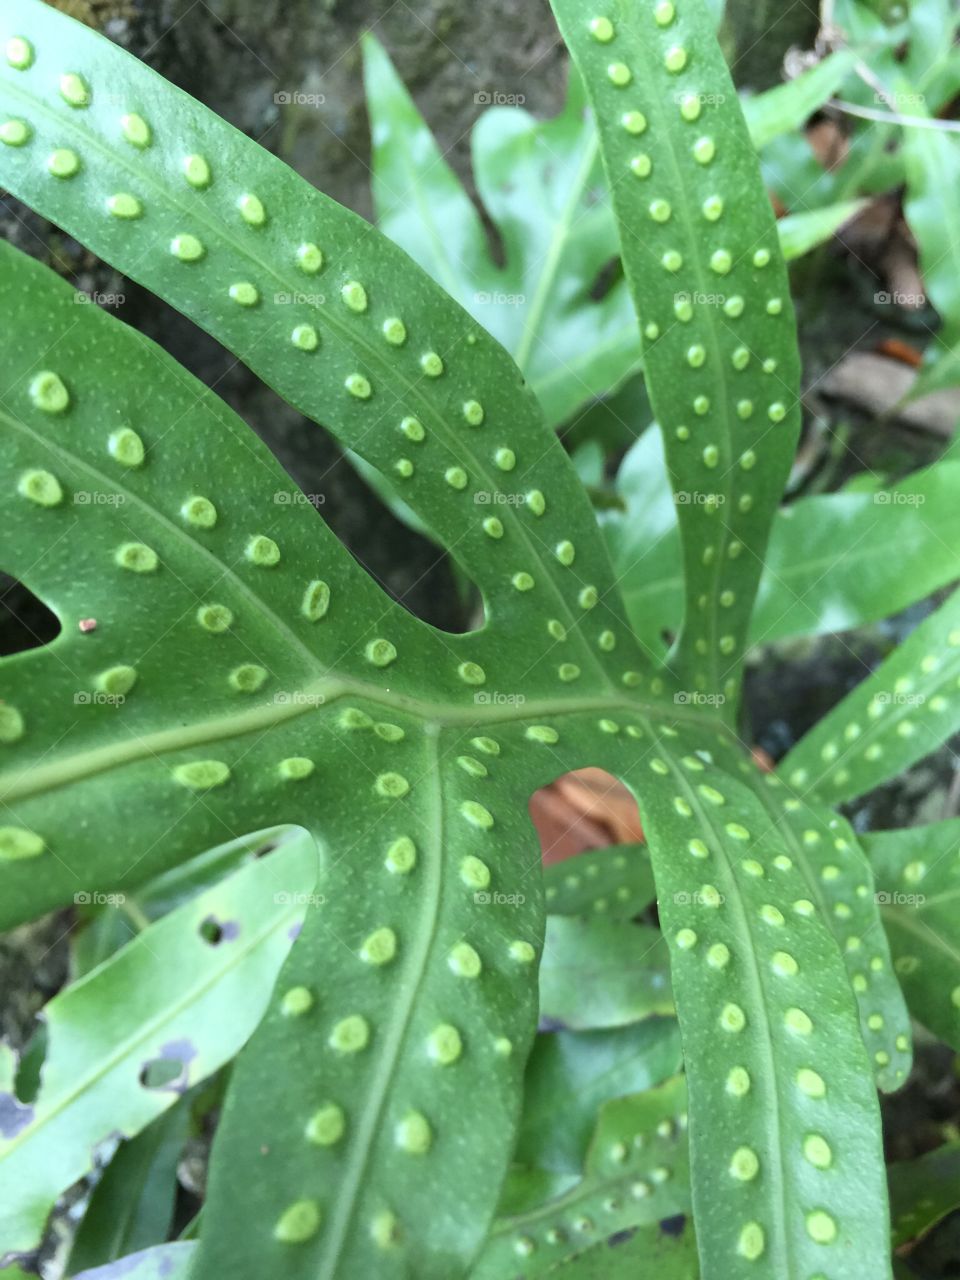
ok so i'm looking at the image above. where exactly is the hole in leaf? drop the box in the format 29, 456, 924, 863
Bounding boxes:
140, 1058, 186, 1090
198, 914, 240, 945
0, 1090, 35, 1140
139, 1039, 196, 1093
660, 1213, 688, 1237
198, 916, 224, 945
138, 1054, 189, 1095
0, 573, 60, 656
608, 1227, 639, 1248
530, 767, 644, 865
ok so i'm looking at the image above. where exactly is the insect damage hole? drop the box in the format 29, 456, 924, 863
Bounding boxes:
198, 914, 239, 945
139, 1036, 198, 1093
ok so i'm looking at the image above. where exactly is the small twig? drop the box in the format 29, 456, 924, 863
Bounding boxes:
830, 60, 960, 133
821, 0, 834, 26
827, 96, 960, 133
816, 0, 850, 56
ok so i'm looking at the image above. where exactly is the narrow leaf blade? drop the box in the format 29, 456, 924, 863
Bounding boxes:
544, 842, 656, 919
472, 1076, 690, 1278
742, 51, 858, 150
619, 732, 891, 1280
866, 818, 960, 1048
781, 589, 960, 805
550, 0, 802, 706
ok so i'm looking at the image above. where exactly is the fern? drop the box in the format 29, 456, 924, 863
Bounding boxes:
0, 1, 953, 1277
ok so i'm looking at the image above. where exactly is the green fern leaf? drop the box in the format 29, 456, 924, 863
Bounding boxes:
781, 589, 960, 805
865, 818, 960, 1049
472, 1076, 689, 1277
0, 2, 908, 1276
550, 0, 802, 707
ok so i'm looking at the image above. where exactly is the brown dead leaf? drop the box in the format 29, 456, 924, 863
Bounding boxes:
531, 767, 644, 866
876, 337, 924, 368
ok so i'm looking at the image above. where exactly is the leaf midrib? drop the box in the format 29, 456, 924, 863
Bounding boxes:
530, 326, 641, 399
750, 790, 895, 1086
654, 740, 791, 1277
750, 791, 860, 962
317, 726, 445, 1276
0, 679, 729, 805
388, 128, 478, 303
513, 131, 601, 373
377, 89, 643, 418
893, 883, 960, 911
